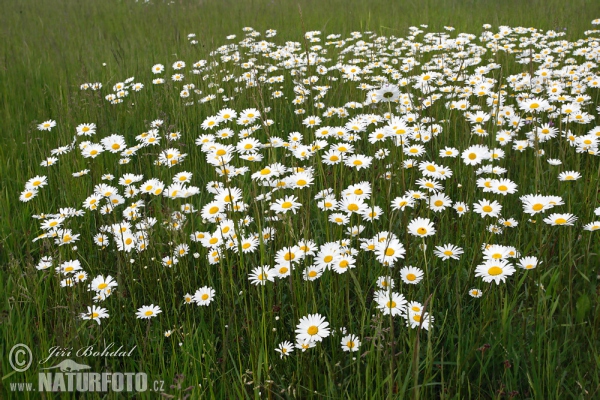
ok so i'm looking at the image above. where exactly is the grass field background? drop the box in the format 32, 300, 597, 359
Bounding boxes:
1, 0, 600, 398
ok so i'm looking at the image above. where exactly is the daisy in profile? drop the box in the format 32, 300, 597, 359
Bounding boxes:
407, 217, 436, 237
37, 120, 56, 131
194, 286, 215, 306
136, 304, 162, 319
295, 313, 330, 342
475, 259, 515, 284
434, 244, 464, 261
468, 288, 483, 298
473, 199, 502, 218
543, 213, 577, 226
81, 306, 109, 325
517, 256, 540, 270
558, 171, 581, 181
583, 221, 600, 231
341, 334, 361, 352
275, 341, 294, 358
400, 266, 424, 284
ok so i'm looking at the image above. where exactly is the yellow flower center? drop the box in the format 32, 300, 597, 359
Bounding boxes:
406, 273, 416, 281
145, 310, 154, 316
482, 205, 493, 213
417, 227, 427, 235
201, 294, 209, 300
307, 326, 318, 335
488, 266, 503, 276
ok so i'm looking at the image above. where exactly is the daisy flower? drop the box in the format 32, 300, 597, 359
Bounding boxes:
375, 238, 406, 266
270, 195, 302, 214
376, 291, 407, 317
295, 338, 316, 352
37, 120, 56, 131
400, 265, 424, 284
340, 334, 361, 352
407, 311, 434, 330
407, 217, 436, 237
193, 286, 215, 306
558, 171, 581, 181
80, 306, 109, 325
518, 256, 540, 270
475, 259, 515, 284
275, 341, 294, 358
469, 288, 483, 298
19, 188, 38, 202
183, 293, 194, 305
434, 244, 464, 261
543, 213, 577, 226
295, 313, 330, 343
473, 199, 502, 218
136, 304, 162, 319
583, 221, 600, 231
25, 176, 48, 190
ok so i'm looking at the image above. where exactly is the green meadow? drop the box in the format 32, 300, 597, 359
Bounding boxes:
1, 0, 600, 398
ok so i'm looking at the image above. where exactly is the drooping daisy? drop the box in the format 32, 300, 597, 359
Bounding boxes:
295, 314, 330, 343
136, 304, 162, 319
